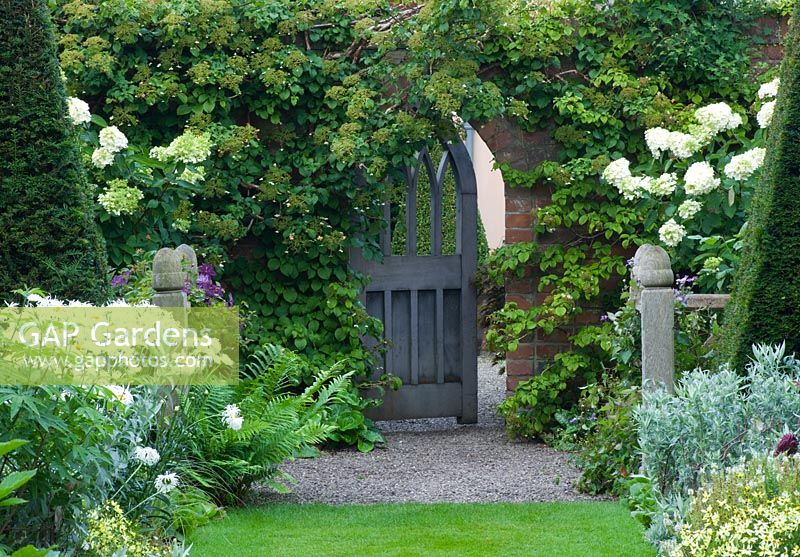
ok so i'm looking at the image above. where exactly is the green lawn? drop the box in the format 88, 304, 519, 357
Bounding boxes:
190, 502, 656, 557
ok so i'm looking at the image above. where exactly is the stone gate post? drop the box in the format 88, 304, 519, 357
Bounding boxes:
632, 244, 675, 393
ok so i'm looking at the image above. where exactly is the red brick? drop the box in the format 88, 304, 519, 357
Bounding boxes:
505, 294, 532, 310
506, 358, 534, 376
539, 327, 571, 344
506, 228, 533, 243
508, 342, 534, 359
574, 309, 603, 325
536, 343, 567, 360
766, 45, 784, 61
506, 376, 526, 391
506, 186, 532, 200
506, 197, 532, 213
506, 213, 533, 228
505, 279, 532, 294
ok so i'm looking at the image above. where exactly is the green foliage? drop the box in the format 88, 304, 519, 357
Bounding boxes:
722, 2, 800, 372
636, 344, 800, 498
0, 0, 107, 303
167, 346, 353, 504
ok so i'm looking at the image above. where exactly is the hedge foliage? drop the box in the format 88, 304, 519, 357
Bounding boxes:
49, 0, 786, 378
0, 0, 106, 302
722, 2, 800, 370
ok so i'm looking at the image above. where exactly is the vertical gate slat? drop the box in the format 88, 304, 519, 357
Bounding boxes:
383, 289, 392, 373
410, 289, 419, 385
406, 177, 417, 256
451, 142, 478, 424
436, 288, 444, 384
430, 153, 443, 256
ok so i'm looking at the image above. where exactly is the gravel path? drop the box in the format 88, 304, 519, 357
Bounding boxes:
262, 355, 595, 504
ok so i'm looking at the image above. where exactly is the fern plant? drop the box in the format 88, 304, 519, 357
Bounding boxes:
170, 346, 352, 504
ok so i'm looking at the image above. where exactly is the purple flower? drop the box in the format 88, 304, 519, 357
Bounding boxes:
198, 263, 216, 278
626, 257, 635, 269
111, 271, 130, 288
600, 314, 609, 322
673, 288, 689, 307
182, 281, 192, 295
774, 433, 799, 457
675, 275, 697, 288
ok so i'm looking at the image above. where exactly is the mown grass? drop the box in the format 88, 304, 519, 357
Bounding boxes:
190, 502, 656, 556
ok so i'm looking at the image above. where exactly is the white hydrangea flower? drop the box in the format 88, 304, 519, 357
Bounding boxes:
178, 167, 206, 184
99, 126, 129, 153
677, 199, 702, 220
667, 132, 702, 159
724, 148, 766, 181
757, 101, 776, 128
694, 102, 743, 135
601, 158, 631, 187
66, 97, 91, 125
150, 130, 212, 164
758, 77, 780, 99
683, 161, 720, 196
617, 175, 649, 201
91, 147, 115, 169
645, 173, 678, 197
154, 472, 179, 494
105, 385, 133, 406
644, 127, 671, 157
133, 446, 161, 467
658, 219, 686, 247
98, 179, 144, 216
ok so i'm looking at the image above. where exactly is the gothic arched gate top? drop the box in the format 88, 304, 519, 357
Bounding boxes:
350, 141, 478, 423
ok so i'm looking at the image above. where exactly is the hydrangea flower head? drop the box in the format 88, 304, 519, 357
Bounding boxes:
644, 127, 670, 158
724, 148, 766, 181
98, 179, 143, 216
666, 132, 702, 160
658, 219, 686, 247
99, 126, 129, 153
150, 130, 212, 164
683, 161, 720, 196
758, 101, 776, 128
67, 97, 91, 125
694, 102, 743, 136
601, 158, 631, 187
645, 173, 677, 197
677, 199, 702, 220
758, 77, 780, 100
91, 147, 115, 169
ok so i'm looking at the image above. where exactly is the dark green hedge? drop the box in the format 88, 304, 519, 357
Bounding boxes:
721, 1, 800, 370
0, 0, 106, 303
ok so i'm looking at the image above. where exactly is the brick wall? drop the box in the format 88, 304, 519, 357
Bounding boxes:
479, 17, 787, 392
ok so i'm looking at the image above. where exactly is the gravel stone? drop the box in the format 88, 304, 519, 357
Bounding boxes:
261, 355, 598, 504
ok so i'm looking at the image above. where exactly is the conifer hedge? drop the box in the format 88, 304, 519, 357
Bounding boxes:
722, 2, 800, 370
0, 0, 107, 302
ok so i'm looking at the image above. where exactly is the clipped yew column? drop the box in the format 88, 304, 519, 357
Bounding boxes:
632, 244, 675, 393
152, 248, 188, 308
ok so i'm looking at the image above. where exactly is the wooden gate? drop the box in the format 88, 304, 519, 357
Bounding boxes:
351, 142, 478, 423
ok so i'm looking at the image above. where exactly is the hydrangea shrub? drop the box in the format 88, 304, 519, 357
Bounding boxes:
0, 0, 107, 303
